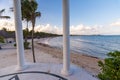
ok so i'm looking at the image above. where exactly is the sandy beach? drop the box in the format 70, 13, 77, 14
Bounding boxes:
0, 39, 102, 77
36, 41, 102, 75
0, 43, 62, 69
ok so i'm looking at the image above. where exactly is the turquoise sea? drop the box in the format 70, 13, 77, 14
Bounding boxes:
44, 35, 120, 59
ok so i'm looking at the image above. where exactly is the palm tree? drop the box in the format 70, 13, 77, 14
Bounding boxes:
0, 9, 10, 19
21, 0, 31, 42
22, 0, 41, 63
29, 0, 41, 63
31, 12, 41, 63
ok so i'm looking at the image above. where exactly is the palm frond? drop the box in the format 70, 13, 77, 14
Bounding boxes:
0, 9, 5, 15
35, 12, 41, 18
9, 7, 14, 12
0, 16, 10, 19
0, 9, 5, 13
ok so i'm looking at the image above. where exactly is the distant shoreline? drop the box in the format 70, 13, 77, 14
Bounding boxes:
59, 35, 120, 36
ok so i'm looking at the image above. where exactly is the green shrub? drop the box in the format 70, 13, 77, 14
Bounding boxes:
98, 51, 120, 80
14, 42, 30, 49
0, 36, 4, 43
24, 42, 30, 49
14, 43, 16, 47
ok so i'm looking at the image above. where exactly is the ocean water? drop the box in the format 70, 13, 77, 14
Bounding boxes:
42, 36, 120, 59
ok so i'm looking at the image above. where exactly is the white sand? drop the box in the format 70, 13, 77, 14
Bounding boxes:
0, 43, 62, 69
0, 42, 99, 80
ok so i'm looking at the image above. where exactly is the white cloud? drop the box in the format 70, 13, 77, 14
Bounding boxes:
110, 20, 120, 27
34, 24, 62, 34
0, 19, 26, 31
34, 24, 99, 35
70, 24, 93, 35
0, 19, 15, 31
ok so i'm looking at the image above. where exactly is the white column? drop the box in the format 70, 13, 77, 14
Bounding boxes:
61, 0, 72, 76
13, 0, 27, 70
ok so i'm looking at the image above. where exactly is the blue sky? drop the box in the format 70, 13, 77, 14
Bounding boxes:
70, 0, 120, 25
1, 0, 120, 35
36, 0, 120, 26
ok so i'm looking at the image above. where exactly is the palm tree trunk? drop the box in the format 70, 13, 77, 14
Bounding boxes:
31, 19, 36, 63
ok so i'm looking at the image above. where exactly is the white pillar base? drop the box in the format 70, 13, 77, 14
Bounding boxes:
16, 64, 28, 71
61, 68, 73, 76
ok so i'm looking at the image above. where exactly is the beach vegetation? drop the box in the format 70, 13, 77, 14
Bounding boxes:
14, 42, 30, 49
24, 41, 30, 49
34, 32, 59, 38
98, 51, 120, 80
0, 36, 4, 43
0, 27, 59, 39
